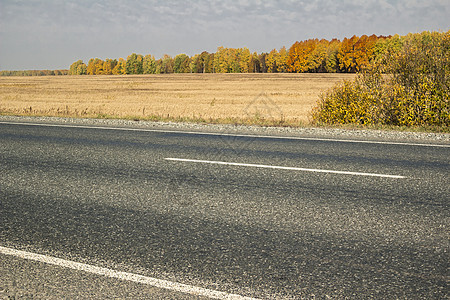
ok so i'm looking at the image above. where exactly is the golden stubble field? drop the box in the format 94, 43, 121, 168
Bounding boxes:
0, 73, 355, 126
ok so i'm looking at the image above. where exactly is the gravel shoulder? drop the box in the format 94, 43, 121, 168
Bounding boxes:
0, 115, 449, 145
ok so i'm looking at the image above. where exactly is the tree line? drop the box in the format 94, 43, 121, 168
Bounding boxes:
1, 32, 442, 76
68, 34, 396, 75
0, 69, 68, 76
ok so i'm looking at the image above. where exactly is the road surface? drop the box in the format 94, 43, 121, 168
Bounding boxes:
1, 120, 449, 298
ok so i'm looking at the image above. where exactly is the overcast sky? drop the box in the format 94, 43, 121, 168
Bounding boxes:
1, 0, 449, 70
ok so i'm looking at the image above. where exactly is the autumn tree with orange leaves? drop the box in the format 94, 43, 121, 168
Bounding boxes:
287, 39, 318, 72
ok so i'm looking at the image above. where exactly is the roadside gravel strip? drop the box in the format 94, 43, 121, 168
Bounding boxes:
0, 115, 449, 145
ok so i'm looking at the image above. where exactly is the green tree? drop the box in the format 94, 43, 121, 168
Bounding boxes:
189, 54, 200, 73
143, 54, 156, 74
76, 63, 87, 75
155, 58, 163, 74
174, 54, 190, 73
372, 34, 402, 63
258, 53, 268, 73
69, 60, 86, 75
324, 39, 340, 73
198, 51, 212, 73
126, 53, 144, 74
161, 54, 174, 73
249, 52, 260, 73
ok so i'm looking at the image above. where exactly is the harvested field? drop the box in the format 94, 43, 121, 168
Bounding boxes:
0, 73, 355, 126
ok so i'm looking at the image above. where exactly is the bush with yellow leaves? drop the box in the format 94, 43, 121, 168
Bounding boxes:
312, 31, 449, 128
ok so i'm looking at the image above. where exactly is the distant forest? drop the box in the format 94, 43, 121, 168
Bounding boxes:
0, 69, 68, 76
1, 31, 446, 76
69, 34, 392, 75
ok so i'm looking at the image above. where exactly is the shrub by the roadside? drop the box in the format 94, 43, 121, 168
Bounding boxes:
312, 31, 450, 128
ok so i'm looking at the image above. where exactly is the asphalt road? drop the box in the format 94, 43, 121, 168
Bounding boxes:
0, 120, 449, 299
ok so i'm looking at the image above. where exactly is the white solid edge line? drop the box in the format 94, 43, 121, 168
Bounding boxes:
0, 121, 449, 148
0, 246, 259, 300
165, 158, 406, 179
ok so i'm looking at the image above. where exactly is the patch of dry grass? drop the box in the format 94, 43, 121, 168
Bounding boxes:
0, 73, 354, 126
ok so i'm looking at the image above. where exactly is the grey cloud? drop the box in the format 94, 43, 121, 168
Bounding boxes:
0, 0, 449, 70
